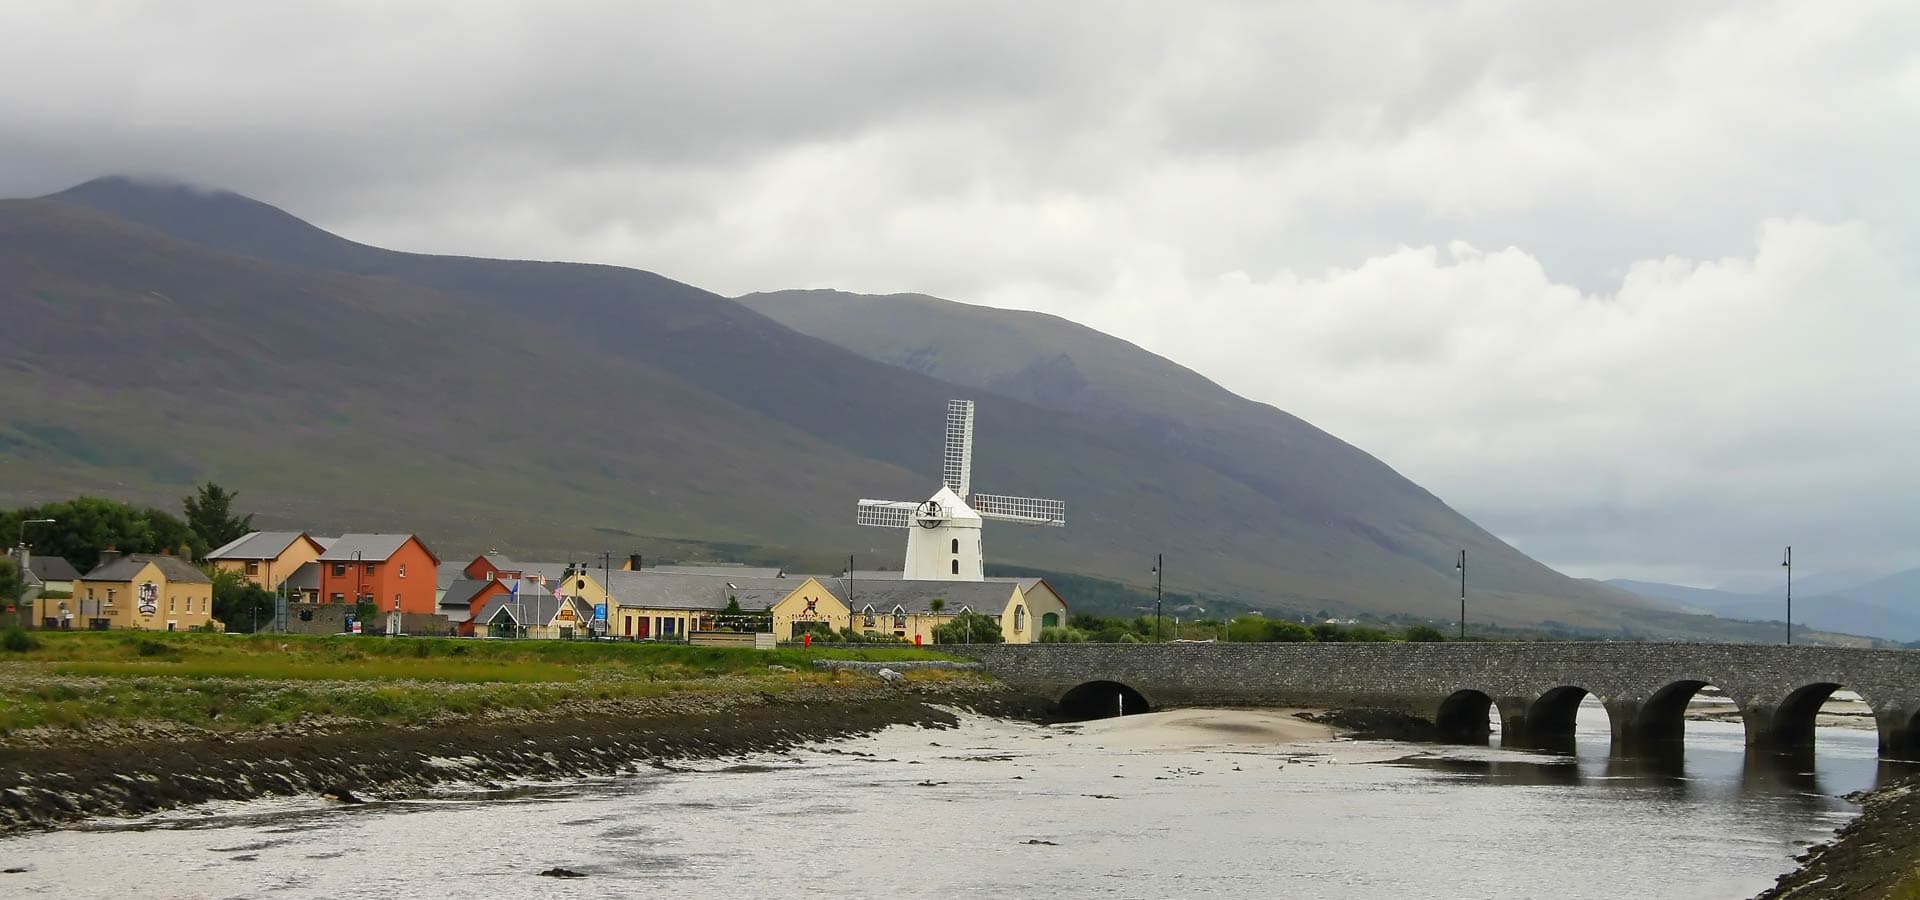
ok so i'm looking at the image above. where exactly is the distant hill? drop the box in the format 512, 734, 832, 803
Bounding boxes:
0, 176, 1835, 640
1608, 570, 1920, 642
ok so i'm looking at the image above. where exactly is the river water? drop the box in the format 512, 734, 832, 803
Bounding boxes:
0, 702, 1898, 899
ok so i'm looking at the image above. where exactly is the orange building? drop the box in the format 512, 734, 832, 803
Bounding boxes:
316, 534, 441, 616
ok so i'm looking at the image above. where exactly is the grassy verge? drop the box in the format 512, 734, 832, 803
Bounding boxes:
0, 631, 964, 738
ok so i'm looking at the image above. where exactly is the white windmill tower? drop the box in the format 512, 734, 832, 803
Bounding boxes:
856, 399, 1066, 581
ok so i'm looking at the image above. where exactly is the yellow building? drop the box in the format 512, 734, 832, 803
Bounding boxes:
205, 531, 328, 589
594, 570, 834, 640
67, 552, 219, 631
833, 576, 1069, 644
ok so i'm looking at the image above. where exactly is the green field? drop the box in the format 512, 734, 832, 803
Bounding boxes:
0, 631, 960, 738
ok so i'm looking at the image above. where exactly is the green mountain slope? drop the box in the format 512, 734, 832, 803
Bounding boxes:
0, 177, 1725, 634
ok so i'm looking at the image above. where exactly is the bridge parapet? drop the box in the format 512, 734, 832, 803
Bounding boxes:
949, 643, 1920, 760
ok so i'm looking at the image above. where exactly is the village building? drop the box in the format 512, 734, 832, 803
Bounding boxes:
205, 531, 328, 590
282, 562, 324, 604
316, 534, 440, 615
826, 573, 1067, 644
469, 581, 594, 639
68, 551, 218, 631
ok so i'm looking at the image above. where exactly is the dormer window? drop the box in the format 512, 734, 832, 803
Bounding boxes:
862, 605, 876, 628
891, 606, 907, 629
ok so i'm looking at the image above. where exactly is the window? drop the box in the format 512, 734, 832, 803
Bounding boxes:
365, 563, 375, 574
398, 564, 407, 578
862, 606, 876, 628
1043, 612, 1059, 629
892, 606, 907, 629
87, 588, 95, 601
245, 561, 259, 575
395, 593, 403, 610
485, 572, 495, 581
169, 597, 176, 613
106, 588, 116, 605
331, 592, 345, 603
332, 564, 347, 577
1014, 606, 1027, 632
951, 538, 959, 554
951, 559, 959, 575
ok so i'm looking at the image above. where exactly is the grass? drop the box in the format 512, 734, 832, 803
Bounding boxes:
0, 632, 966, 738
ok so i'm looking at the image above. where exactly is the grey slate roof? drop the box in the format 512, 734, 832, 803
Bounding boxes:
601, 570, 796, 611
319, 534, 425, 563
472, 583, 587, 627
205, 532, 312, 561
26, 556, 82, 582
436, 562, 468, 591
441, 578, 494, 610
284, 562, 322, 592
649, 564, 785, 578
80, 553, 213, 584
839, 579, 1022, 615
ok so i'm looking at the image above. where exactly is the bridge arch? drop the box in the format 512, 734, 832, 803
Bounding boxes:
1762, 682, 1847, 754
1616, 677, 1744, 752
1435, 689, 1497, 743
1518, 686, 1607, 752
1058, 680, 1152, 720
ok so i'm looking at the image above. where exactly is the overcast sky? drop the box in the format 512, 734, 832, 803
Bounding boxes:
3, 1, 1915, 588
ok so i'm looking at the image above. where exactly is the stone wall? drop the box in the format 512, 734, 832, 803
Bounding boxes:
951, 642, 1920, 758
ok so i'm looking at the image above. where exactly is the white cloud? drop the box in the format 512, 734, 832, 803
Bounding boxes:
1, 0, 1915, 583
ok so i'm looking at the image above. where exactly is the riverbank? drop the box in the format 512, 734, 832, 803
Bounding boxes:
0, 631, 1028, 834
1757, 775, 1920, 899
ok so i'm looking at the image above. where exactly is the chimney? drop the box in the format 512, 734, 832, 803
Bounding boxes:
98, 549, 124, 568
160, 547, 173, 556
628, 553, 643, 571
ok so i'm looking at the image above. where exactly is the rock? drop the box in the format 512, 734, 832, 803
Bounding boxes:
320, 786, 364, 805
3, 867, 27, 874
1022, 839, 1059, 846
539, 867, 587, 879
876, 668, 904, 684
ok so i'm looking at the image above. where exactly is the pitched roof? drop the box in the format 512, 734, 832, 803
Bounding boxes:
601, 570, 796, 611
839, 579, 1022, 615
205, 531, 315, 561
440, 578, 495, 610
284, 561, 322, 591
472, 584, 587, 627
436, 562, 468, 590
649, 564, 785, 578
319, 534, 437, 564
80, 553, 213, 584
25, 555, 82, 582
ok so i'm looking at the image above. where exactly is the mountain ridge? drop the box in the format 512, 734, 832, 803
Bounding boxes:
0, 175, 1817, 640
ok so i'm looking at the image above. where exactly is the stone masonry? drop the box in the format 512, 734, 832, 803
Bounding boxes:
951, 643, 1920, 759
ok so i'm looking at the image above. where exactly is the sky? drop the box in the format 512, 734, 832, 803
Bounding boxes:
2, 1, 1916, 588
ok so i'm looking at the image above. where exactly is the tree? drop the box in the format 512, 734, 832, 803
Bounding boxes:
933, 611, 1003, 644
722, 595, 743, 615
183, 482, 253, 550
0, 557, 22, 628
1404, 625, 1449, 642
210, 568, 275, 632
929, 598, 946, 615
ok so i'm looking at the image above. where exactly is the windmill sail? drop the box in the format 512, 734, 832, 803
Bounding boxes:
856, 499, 918, 529
942, 399, 974, 498
971, 493, 1066, 526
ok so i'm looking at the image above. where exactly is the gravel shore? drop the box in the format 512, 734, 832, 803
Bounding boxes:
1757, 775, 1920, 899
0, 678, 1030, 836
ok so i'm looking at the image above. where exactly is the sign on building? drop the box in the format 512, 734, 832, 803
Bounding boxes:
137, 581, 159, 616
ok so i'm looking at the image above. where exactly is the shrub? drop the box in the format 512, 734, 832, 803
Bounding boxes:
1262, 621, 1316, 642
1038, 626, 1089, 643
933, 611, 1004, 644
1116, 632, 1142, 644
1309, 623, 1348, 642
1403, 625, 1448, 642
1, 626, 39, 653
134, 637, 175, 657
1346, 627, 1394, 642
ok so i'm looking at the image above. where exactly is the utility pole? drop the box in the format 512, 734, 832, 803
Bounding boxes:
1783, 546, 1792, 646
1455, 550, 1467, 640
600, 550, 613, 638
1153, 554, 1163, 642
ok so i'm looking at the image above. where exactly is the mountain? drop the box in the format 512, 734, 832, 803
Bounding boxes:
0, 176, 1792, 638
1608, 571, 1920, 642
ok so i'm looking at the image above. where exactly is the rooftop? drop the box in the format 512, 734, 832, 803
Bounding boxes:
81, 553, 213, 585
205, 531, 316, 561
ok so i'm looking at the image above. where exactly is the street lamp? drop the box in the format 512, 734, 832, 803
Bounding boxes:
1455, 550, 1467, 640
350, 550, 364, 634
14, 518, 55, 628
1782, 546, 1793, 646
1151, 554, 1164, 643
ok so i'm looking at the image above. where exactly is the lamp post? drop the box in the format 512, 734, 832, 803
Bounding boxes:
1455, 550, 1467, 640
351, 550, 364, 634
1782, 546, 1792, 646
1152, 554, 1164, 643
14, 518, 56, 628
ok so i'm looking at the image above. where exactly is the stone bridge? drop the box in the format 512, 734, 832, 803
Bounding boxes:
951, 643, 1920, 760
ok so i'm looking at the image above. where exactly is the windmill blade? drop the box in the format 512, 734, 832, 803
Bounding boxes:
942, 399, 974, 498
856, 499, 918, 528
971, 494, 1066, 527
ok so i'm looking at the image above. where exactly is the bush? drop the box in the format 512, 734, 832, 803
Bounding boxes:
933, 611, 1003, 644
1403, 625, 1449, 642
1346, 627, 1394, 642
1038, 626, 1089, 643
1261, 621, 1316, 642
1116, 632, 1142, 643
1309, 623, 1348, 642
134, 637, 175, 657
1, 626, 39, 652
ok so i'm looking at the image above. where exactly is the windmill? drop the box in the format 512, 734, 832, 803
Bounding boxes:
857, 399, 1065, 581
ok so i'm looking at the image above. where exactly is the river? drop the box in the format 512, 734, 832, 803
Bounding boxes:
0, 701, 1898, 899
